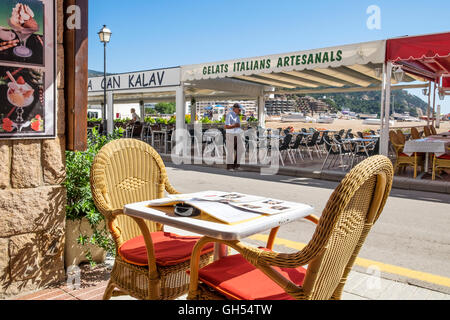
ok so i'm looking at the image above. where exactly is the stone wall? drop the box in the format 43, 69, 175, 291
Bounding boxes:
0, 0, 67, 298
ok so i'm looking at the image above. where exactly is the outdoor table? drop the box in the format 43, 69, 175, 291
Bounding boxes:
436, 132, 450, 138
403, 136, 450, 179
124, 193, 314, 260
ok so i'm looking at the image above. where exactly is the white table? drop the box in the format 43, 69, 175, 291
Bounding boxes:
124, 197, 314, 259
403, 137, 450, 178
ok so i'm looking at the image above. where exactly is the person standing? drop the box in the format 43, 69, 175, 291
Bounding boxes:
225, 104, 245, 171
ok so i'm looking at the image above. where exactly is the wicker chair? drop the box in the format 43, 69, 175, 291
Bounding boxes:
410, 127, 421, 140
187, 155, 393, 300
389, 130, 423, 178
424, 126, 432, 137
430, 125, 438, 136
432, 147, 450, 180
396, 130, 406, 144
90, 139, 214, 300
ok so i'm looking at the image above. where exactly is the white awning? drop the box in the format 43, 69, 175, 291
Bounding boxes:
181, 40, 389, 89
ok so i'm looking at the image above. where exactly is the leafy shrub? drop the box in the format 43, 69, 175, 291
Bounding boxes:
65, 127, 124, 266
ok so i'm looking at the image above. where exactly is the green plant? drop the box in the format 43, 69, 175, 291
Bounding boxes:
156, 117, 168, 125
247, 116, 258, 123
168, 116, 176, 125
200, 117, 212, 124
144, 117, 156, 124
65, 127, 124, 266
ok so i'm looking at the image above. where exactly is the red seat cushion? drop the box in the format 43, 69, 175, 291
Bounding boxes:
197, 253, 307, 300
399, 153, 425, 157
118, 232, 214, 267
437, 154, 450, 160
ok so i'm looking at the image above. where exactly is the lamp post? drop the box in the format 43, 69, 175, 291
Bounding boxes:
98, 25, 112, 134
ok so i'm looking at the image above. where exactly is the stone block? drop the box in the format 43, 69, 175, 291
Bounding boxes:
0, 238, 9, 287
11, 140, 42, 189
0, 141, 10, 189
9, 233, 40, 281
42, 136, 66, 185
0, 186, 66, 238
39, 228, 66, 286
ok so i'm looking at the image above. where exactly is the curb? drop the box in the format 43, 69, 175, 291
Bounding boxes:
160, 154, 450, 195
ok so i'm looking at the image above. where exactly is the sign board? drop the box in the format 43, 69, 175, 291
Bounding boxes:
88, 67, 181, 93
0, 0, 56, 139
181, 41, 386, 81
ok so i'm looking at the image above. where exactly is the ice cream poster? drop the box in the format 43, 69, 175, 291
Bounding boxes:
0, 0, 55, 139
0, 0, 44, 66
0, 66, 45, 134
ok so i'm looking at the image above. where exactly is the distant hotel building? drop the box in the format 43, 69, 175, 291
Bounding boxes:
193, 100, 257, 118
265, 98, 296, 115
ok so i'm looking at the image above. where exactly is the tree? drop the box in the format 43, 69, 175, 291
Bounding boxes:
154, 102, 176, 115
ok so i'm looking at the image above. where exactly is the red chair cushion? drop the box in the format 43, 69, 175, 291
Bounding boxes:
399, 153, 425, 157
197, 253, 307, 300
437, 154, 450, 160
118, 232, 214, 267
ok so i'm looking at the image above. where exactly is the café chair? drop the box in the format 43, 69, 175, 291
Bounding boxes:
389, 131, 423, 178
430, 125, 438, 136
188, 155, 393, 300
432, 147, 450, 180
396, 130, 406, 144
410, 127, 421, 140
424, 126, 432, 137
90, 139, 214, 300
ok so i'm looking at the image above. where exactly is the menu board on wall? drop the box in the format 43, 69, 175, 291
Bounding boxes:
0, 0, 55, 139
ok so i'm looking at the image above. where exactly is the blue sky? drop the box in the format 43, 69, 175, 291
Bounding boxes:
88, 0, 450, 113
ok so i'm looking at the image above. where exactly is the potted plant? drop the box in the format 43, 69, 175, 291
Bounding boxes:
64, 128, 124, 267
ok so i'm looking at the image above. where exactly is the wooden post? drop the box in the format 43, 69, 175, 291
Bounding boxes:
64, 0, 89, 151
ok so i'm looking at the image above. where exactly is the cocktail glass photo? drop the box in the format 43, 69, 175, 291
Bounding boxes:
7, 3, 40, 58
8, 18, 38, 58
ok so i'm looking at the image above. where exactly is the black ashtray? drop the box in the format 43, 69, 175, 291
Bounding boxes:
174, 203, 201, 217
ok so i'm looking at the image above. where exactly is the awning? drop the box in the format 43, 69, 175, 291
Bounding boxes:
182, 40, 396, 90
386, 32, 450, 82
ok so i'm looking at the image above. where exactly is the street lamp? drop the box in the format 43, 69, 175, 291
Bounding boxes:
98, 25, 112, 134
393, 66, 404, 83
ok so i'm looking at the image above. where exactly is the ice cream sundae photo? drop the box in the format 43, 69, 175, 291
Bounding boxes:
8, 3, 39, 58
7, 75, 35, 108
0, 68, 44, 134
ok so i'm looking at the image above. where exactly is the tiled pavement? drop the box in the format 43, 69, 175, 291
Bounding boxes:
12, 251, 450, 301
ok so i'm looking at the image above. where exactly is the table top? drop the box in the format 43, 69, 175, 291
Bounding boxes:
342, 138, 376, 143
124, 199, 314, 241
404, 137, 450, 156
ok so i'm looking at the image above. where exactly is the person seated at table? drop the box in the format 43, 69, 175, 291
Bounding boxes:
130, 108, 141, 124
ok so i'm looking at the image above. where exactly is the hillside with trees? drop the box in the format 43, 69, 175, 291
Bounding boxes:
287, 90, 429, 116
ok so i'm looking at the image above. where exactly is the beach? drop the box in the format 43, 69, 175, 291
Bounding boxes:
265, 118, 450, 133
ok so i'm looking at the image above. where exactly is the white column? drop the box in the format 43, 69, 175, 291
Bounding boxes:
107, 91, 114, 134
257, 93, 266, 128
432, 82, 437, 127
379, 63, 386, 155
176, 85, 186, 131
380, 62, 392, 156
190, 98, 197, 124
140, 100, 145, 121
427, 82, 431, 126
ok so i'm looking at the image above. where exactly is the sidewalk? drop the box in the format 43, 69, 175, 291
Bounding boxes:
12, 236, 450, 301
160, 154, 450, 195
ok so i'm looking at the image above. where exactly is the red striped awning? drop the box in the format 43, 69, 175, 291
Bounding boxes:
387, 32, 450, 81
